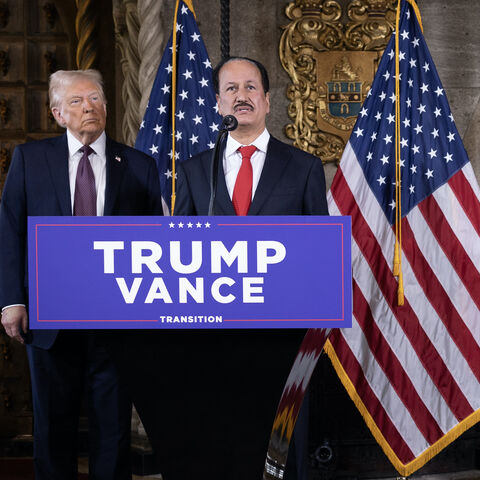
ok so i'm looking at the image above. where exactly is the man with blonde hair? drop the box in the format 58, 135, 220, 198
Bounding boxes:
0, 69, 162, 479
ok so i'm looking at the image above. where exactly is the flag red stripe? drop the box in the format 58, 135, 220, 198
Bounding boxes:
352, 279, 444, 443
331, 170, 474, 420
329, 329, 416, 464
418, 194, 480, 310
402, 218, 480, 384
448, 170, 480, 236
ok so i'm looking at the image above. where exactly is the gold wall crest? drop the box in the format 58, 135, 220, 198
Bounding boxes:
280, 0, 397, 164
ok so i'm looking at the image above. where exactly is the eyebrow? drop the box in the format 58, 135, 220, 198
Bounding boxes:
67, 91, 100, 99
224, 80, 258, 86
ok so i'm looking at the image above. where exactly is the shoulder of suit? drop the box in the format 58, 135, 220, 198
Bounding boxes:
107, 137, 156, 164
179, 148, 212, 171
268, 136, 322, 164
15, 134, 65, 152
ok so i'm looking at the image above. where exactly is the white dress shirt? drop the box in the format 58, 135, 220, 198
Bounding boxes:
223, 128, 270, 201
67, 130, 107, 216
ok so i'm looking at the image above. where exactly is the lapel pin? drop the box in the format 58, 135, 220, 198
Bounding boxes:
115, 156, 121, 162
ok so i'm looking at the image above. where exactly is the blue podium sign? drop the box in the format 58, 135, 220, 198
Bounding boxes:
28, 216, 351, 329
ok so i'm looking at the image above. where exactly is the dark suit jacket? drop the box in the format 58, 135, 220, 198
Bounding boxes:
0, 133, 163, 349
174, 135, 328, 216
160, 135, 328, 479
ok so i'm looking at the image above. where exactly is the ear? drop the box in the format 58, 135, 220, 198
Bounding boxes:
216, 94, 224, 116
265, 92, 270, 114
51, 107, 66, 128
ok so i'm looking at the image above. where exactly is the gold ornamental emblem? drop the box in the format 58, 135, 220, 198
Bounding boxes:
280, 0, 396, 164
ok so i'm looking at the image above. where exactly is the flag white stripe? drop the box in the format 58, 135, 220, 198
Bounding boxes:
341, 323, 429, 456
350, 233, 459, 434
433, 180, 480, 278
331, 164, 471, 434
330, 185, 457, 452
408, 205, 480, 346
463, 163, 480, 203
339, 144, 480, 376
338, 142, 396, 262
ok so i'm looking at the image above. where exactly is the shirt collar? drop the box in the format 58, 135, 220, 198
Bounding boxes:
66, 130, 106, 157
225, 128, 270, 157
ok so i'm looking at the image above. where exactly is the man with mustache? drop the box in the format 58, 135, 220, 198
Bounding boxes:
162, 57, 328, 480
0, 69, 163, 480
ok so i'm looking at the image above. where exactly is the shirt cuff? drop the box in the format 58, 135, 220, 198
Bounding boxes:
2, 304, 26, 312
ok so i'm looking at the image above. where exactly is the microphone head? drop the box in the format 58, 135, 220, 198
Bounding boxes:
221, 115, 238, 131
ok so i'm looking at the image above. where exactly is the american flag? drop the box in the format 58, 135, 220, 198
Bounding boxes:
135, 0, 221, 213
325, 0, 480, 476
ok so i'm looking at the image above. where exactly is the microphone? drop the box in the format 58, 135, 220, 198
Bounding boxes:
221, 114, 238, 132
208, 115, 238, 215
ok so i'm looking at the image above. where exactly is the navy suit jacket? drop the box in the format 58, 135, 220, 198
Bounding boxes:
0, 133, 163, 349
174, 136, 328, 216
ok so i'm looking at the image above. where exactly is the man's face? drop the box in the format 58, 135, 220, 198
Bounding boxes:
216, 60, 270, 136
52, 78, 106, 145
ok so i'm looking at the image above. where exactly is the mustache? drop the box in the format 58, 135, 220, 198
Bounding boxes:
233, 102, 254, 111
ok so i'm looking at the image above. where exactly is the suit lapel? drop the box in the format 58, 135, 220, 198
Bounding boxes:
104, 137, 127, 215
202, 139, 236, 215
46, 134, 72, 216
248, 137, 290, 215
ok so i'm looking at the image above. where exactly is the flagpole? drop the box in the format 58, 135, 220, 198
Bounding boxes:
393, 0, 404, 305
170, 0, 180, 215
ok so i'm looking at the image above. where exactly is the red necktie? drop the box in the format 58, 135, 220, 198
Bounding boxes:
232, 145, 256, 216
74, 145, 97, 216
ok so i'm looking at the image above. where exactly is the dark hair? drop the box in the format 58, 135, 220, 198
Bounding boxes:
213, 57, 270, 94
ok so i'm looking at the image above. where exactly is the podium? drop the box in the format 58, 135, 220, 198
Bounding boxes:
28, 215, 352, 479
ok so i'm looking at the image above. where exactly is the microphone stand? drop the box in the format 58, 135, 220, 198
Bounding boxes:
208, 115, 238, 216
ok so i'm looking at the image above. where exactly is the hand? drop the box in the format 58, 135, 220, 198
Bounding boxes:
1, 305, 28, 344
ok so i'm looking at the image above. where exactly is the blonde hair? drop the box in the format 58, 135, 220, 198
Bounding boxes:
49, 69, 106, 110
